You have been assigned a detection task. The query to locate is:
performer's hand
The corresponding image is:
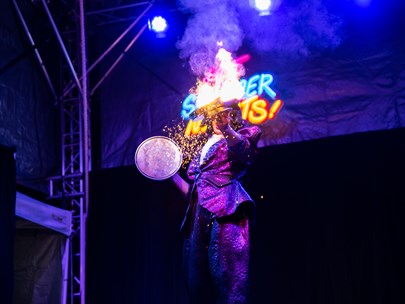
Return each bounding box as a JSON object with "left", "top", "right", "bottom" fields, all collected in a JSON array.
[
  {"left": 213, "top": 110, "right": 231, "bottom": 133},
  {"left": 212, "top": 110, "right": 244, "bottom": 146}
]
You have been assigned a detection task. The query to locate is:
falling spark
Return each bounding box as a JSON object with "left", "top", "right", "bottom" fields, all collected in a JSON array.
[{"left": 163, "top": 120, "right": 207, "bottom": 168}]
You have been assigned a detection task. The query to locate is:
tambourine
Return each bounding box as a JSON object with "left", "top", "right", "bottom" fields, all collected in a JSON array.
[{"left": 134, "top": 136, "right": 182, "bottom": 180}]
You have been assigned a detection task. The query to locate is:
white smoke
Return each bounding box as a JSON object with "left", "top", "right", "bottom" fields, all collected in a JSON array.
[{"left": 177, "top": 0, "right": 343, "bottom": 74}]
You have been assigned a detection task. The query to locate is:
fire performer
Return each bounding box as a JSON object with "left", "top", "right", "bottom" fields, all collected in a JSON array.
[{"left": 172, "top": 99, "right": 261, "bottom": 304}]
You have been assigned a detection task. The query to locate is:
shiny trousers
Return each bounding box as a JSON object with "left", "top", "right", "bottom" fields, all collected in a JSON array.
[{"left": 182, "top": 203, "right": 251, "bottom": 304}]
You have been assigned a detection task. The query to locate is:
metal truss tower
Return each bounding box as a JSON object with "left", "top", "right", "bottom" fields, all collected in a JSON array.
[
  {"left": 12, "top": 0, "right": 153, "bottom": 303},
  {"left": 45, "top": 0, "right": 90, "bottom": 302},
  {"left": 11, "top": 0, "right": 88, "bottom": 302}
]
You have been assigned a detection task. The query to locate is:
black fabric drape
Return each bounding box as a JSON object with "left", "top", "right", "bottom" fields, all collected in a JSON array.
[
  {"left": 88, "top": 167, "right": 190, "bottom": 304},
  {"left": 87, "top": 127, "right": 405, "bottom": 304},
  {"left": 0, "top": 145, "right": 16, "bottom": 304},
  {"left": 245, "top": 127, "right": 405, "bottom": 304}
]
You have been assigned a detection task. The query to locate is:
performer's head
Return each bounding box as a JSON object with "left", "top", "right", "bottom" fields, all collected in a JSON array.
[{"left": 204, "top": 107, "right": 245, "bottom": 136}]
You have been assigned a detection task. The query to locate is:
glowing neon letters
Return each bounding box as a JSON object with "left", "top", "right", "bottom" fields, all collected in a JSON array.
[{"left": 181, "top": 73, "right": 283, "bottom": 135}]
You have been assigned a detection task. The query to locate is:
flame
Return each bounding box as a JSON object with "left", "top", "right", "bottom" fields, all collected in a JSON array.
[{"left": 194, "top": 47, "right": 245, "bottom": 109}]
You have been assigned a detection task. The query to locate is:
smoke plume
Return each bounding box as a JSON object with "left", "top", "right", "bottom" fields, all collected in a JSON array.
[
  {"left": 177, "top": 0, "right": 343, "bottom": 74},
  {"left": 176, "top": 0, "right": 243, "bottom": 76}
]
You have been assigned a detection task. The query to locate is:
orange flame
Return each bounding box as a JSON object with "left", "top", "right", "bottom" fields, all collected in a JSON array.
[{"left": 194, "top": 47, "right": 245, "bottom": 109}]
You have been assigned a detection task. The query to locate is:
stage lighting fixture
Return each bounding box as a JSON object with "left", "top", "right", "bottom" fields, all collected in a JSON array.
[
  {"left": 252, "top": 0, "right": 271, "bottom": 16},
  {"left": 148, "top": 16, "right": 168, "bottom": 38}
]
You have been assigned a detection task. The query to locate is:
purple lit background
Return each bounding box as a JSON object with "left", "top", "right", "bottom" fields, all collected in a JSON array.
[
  {"left": 99, "top": 0, "right": 405, "bottom": 168},
  {"left": 1, "top": 0, "right": 404, "bottom": 176},
  {"left": 1, "top": 1, "right": 405, "bottom": 303}
]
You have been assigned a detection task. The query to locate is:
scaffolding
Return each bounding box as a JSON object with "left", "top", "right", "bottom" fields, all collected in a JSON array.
[{"left": 11, "top": 0, "right": 153, "bottom": 303}]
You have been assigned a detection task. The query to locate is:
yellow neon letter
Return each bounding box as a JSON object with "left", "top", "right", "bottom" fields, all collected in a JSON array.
[
  {"left": 248, "top": 98, "right": 268, "bottom": 124},
  {"left": 268, "top": 99, "right": 283, "bottom": 119},
  {"left": 239, "top": 95, "right": 259, "bottom": 121},
  {"left": 184, "top": 120, "right": 206, "bottom": 136}
]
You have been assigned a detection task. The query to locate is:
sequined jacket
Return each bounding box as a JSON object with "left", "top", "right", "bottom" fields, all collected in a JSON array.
[{"left": 183, "top": 126, "right": 261, "bottom": 223}]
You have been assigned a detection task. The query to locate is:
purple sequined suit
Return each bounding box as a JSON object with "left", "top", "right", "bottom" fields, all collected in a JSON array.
[{"left": 181, "top": 126, "right": 261, "bottom": 304}]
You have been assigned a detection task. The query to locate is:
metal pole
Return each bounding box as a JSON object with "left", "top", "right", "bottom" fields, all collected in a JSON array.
[
  {"left": 11, "top": 0, "right": 58, "bottom": 101},
  {"left": 62, "top": 2, "right": 153, "bottom": 98},
  {"left": 79, "top": 0, "right": 88, "bottom": 302},
  {"left": 86, "top": 1, "right": 150, "bottom": 15},
  {"left": 41, "top": 0, "right": 83, "bottom": 96},
  {"left": 90, "top": 24, "right": 147, "bottom": 95}
]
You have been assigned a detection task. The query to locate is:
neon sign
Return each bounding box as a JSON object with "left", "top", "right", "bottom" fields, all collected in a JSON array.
[{"left": 181, "top": 73, "right": 283, "bottom": 135}]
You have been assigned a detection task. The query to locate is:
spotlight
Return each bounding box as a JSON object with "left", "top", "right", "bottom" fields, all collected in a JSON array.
[
  {"left": 251, "top": 0, "right": 271, "bottom": 16},
  {"left": 148, "top": 16, "right": 168, "bottom": 38}
]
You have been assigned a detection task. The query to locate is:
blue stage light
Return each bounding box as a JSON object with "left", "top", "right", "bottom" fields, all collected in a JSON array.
[
  {"left": 148, "top": 16, "right": 168, "bottom": 37},
  {"left": 255, "top": 0, "right": 271, "bottom": 11},
  {"left": 251, "top": 0, "right": 272, "bottom": 16}
]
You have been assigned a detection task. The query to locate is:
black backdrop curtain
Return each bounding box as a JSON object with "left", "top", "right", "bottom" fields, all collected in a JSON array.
[
  {"left": 245, "top": 127, "right": 405, "bottom": 304},
  {"left": 87, "top": 127, "right": 405, "bottom": 304},
  {"left": 88, "top": 167, "right": 189, "bottom": 304},
  {"left": 0, "top": 145, "right": 16, "bottom": 304}
]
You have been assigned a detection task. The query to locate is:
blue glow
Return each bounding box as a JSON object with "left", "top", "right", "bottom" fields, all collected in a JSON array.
[
  {"left": 258, "top": 74, "right": 276, "bottom": 99},
  {"left": 149, "top": 16, "right": 168, "bottom": 33},
  {"left": 355, "top": 0, "right": 372, "bottom": 7},
  {"left": 245, "top": 74, "right": 261, "bottom": 98},
  {"left": 243, "top": 73, "right": 276, "bottom": 99},
  {"left": 252, "top": 0, "right": 271, "bottom": 16},
  {"left": 181, "top": 94, "right": 197, "bottom": 119},
  {"left": 255, "top": 0, "right": 271, "bottom": 11}
]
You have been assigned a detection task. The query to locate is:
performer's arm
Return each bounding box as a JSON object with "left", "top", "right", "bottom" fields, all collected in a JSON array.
[
  {"left": 214, "top": 111, "right": 261, "bottom": 163},
  {"left": 221, "top": 124, "right": 243, "bottom": 147},
  {"left": 171, "top": 173, "right": 189, "bottom": 196}
]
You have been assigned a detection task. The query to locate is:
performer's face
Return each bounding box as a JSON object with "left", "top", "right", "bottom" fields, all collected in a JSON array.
[{"left": 211, "top": 110, "right": 231, "bottom": 135}]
